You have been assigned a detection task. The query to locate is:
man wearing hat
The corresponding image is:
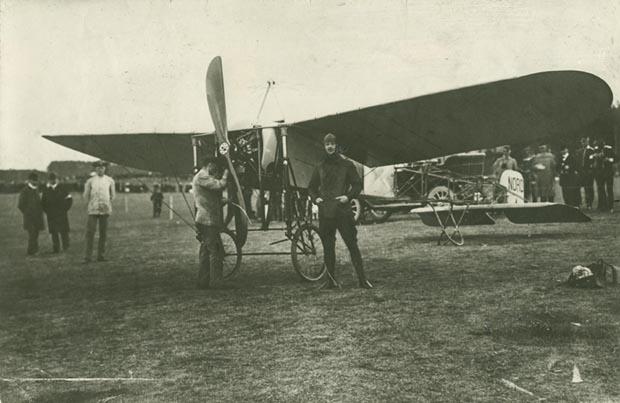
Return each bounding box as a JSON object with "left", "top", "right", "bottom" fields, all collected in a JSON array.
[
  {"left": 17, "top": 172, "right": 45, "bottom": 256},
  {"left": 83, "top": 161, "right": 115, "bottom": 262},
  {"left": 42, "top": 172, "right": 73, "bottom": 253},
  {"left": 308, "top": 133, "right": 373, "bottom": 289},
  {"left": 192, "top": 156, "right": 229, "bottom": 289}
]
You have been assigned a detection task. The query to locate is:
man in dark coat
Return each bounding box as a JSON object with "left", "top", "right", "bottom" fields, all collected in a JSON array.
[
  {"left": 559, "top": 146, "right": 579, "bottom": 207},
  {"left": 575, "top": 137, "right": 596, "bottom": 209},
  {"left": 308, "top": 133, "right": 372, "bottom": 289},
  {"left": 42, "top": 172, "right": 73, "bottom": 253},
  {"left": 17, "top": 172, "right": 45, "bottom": 255},
  {"left": 593, "top": 138, "right": 616, "bottom": 212}
]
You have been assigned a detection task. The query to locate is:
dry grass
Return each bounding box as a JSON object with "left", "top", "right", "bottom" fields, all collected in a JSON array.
[{"left": 0, "top": 193, "right": 618, "bottom": 402}]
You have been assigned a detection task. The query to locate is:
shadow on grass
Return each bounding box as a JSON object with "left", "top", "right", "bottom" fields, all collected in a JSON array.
[
  {"left": 406, "top": 231, "right": 587, "bottom": 245},
  {"left": 476, "top": 310, "right": 616, "bottom": 346}
]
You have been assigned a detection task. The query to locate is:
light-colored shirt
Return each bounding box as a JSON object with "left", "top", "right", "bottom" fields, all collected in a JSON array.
[
  {"left": 192, "top": 168, "right": 227, "bottom": 226},
  {"left": 83, "top": 175, "right": 115, "bottom": 215}
]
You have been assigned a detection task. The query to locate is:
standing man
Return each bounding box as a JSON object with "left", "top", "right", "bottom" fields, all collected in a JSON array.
[
  {"left": 532, "top": 145, "right": 557, "bottom": 202},
  {"left": 492, "top": 146, "right": 519, "bottom": 179},
  {"left": 521, "top": 146, "right": 536, "bottom": 202},
  {"left": 17, "top": 172, "right": 45, "bottom": 256},
  {"left": 593, "top": 138, "right": 616, "bottom": 212},
  {"left": 193, "top": 156, "right": 229, "bottom": 289},
  {"left": 42, "top": 172, "right": 73, "bottom": 253},
  {"left": 308, "top": 133, "right": 373, "bottom": 289},
  {"left": 150, "top": 184, "right": 164, "bottom": 218},
  {"left": 83, "top": 161, "right": 115, "bottom": 263},
  {"left": 576, "top": 137, "right": 595, "bottom": 209},
  {"left": 558, "top": 146, "right": 579, "bottom": 207}
]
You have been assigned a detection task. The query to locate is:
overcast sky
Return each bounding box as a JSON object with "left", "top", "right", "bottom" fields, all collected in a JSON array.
[{"left": 1, "top": 0, "right": 618, "bottom": 170}]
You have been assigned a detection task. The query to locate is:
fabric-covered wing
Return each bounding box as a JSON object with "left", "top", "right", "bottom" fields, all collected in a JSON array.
[
  {"left": 290, "top": 71, "right": 613, "bottom": 166},
  {"left": 43, "top": 133, "right": 197, "bottom": 175}
]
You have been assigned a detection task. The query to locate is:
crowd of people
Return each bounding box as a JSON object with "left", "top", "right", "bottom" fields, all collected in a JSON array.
[{"left": 493, "top": 137, "right": 616, "bottom": 211}]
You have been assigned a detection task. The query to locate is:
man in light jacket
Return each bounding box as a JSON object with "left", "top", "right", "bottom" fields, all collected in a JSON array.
[{"left": 83, "top": 161, "right": 115, "bottom": 263}]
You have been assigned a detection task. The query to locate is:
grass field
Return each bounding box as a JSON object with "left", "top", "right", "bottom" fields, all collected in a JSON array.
[{"left": 0, "top": 192, "right": 618, "bottom": 402}]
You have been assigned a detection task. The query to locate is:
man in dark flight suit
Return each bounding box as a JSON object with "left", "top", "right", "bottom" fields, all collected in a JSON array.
[
  {"left": 308, "top": 133, "right": 373, "bottom": 289},
  {"left": 593, "top": 138, "right": 616, "bottom": 212}
]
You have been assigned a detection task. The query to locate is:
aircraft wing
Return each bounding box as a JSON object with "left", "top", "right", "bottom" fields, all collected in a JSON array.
[
  {"left": 290, "top": 71, "right": 613, "bottom": 166},
  {"left": 412, "top": 202, "right": 591, "bottom": 227},
  {"left": 43, "top": 133, "right": 198, "bottom": 176}
]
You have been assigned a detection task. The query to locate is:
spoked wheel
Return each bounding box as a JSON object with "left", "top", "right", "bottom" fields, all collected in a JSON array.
[
  {"left": 427, "top": 186, "right": 455, "bottom": 205},
  {"left": 368, "top": 208, "right": 392, "bottom": 223},
  {"left": 291, "top": 223, "right": 326, "bottom": 282},
  {"left": 350, "top": 198, "right": 363, "bottom": 223},
  {"left": 220, "top": 229, "right": 242, "bottom": 279}
]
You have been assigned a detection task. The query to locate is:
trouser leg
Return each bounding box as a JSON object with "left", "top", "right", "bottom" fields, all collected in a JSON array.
[
  {"left": 27, "top": 229, "right": 39, "bottom": 255},
  {"left": 604, "top": 176, "right": 614, "bottom": 210},
  {"left": 197, "top": 224, "right": 211, "bottom": 287},
  {"left": 51, "top": 232, "right": 60, "bottom": 253},
  {"left": 319, "top": 217, "right": 337, "bottom": 282},
  {"left": 596, "top": 177, "right": 607, "bottom": 210},
  {"left": 97, "top": 215, "right": 108, "bottom": 258},
  {"left": 197, "top": 225, "right": 224, "bottom": 287},
  {"left": 61, "top": 232, "right": 70, "bottom": 250},
  {"left": 582, "top": 173, "right": 594, "bottom": 207},
  {"left": 85, "top": 215, "right": 97, "bottom": 260},
  {"left": 337, "top": 214, "right": 367, "bottom": 284}
]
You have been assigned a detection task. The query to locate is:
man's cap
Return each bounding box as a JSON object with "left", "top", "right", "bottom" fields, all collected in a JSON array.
[
  {"left": 28, "top": 172, "right": 38, "bottom": 181},
  {"left": 93, "top": 160, "right": 108, "bottom": 167},
  {"left": 323, "top": 133, "right": 337, "bottom": 144},
  {"left": 48, "top": 172, "right": 57, "bottom": 180}
]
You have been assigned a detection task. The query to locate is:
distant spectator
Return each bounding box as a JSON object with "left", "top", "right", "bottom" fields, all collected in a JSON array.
[
  {"left": 17, "top": 172, "right": 44, "bottom": 256},
  {"left": 521, "top": 146, "right": 536, "bottom": 202},
  {"left": 42, "top": 172, "right": 73, "bottom": 253},
  {"left": 593, "top": 138, "right": 616, "bottom": 212},
  {"left": 492, "top": 146, "right": 519, "bottom": 179},
  {"left": 532, "top": 145, "right": 557, "bottom": 202},
  {"left": 558, "top": 146, "right": 579, "bottom": 207},
  {"left": 83, "top": 161, "right": 115, "bottom": 263},
  {"left": 575, "top": 137, "right": 596, "bottom": 209},
  {"left": 150, "top": 184, "right": 164, "bottom": 218}
]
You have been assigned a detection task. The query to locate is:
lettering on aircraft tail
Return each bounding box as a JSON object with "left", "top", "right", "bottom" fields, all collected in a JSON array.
[{"left": 499, "top": 169, "right": 525, "bottom": 204}]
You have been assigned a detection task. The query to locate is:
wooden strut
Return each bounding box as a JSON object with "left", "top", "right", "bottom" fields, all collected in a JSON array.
[{"left": 428, "top": 201, "right": 469, "bottom": 246}]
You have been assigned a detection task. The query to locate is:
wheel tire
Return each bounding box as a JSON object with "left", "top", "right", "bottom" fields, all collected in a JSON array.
[
  {"left": 220, "top": 229, "right": 242, "bottom": 279},
  {"left": 427, "top": 185, "right": 454, "bottom": 203},
  {"left": 350, "top": 198, "right": 363, "bottom": 224},
  {"left": 291, "top": 223, "right": 326, "bottom": 282},
  {"left": 368, "top": 209, "right": 392, "bottom": 223}
]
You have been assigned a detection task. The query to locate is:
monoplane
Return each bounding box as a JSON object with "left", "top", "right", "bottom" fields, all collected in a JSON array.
[{"left": 44, "top": 57, "right": 613, "bottom": 279}]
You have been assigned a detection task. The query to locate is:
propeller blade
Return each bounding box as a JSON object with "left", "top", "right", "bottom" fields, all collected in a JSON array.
[
  {"left": 205, "top": 56, "right": 248, "bottom": 246},
  {"left": 206, "top": 56, "right": 229, "bottom": 144}
]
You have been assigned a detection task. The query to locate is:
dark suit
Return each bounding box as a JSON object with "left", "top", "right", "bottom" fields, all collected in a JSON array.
[
  {"left": 593, "top": 145, "right": 616, "bottom": 211},
  {"left": 308, "top": 154, "right": 368, "bottom": 285},
  {"left": 559, "top": 153, "right": 579, "bottom": 207},
  {"left": 17, "top": 184, "right": 45, "bottom": 255},
  {"left": 576, "top": 145, "right": 595, "bottom": 208},
  {"left": 42, "top": 184, "right": 72, "bottom": 252}
]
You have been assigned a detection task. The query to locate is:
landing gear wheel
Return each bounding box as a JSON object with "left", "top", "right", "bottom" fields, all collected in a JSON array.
[
  {"left": 220, "top": 229, "right": 242, "bottom": 279},
  {"left": 368, "top": 208, "right": 392, "bottom": 223},
  {"left": 291, "top": 223, "right": 326, "bottom": 282},
  {"left": 350, "top": 198, "right": 363, "bottom": 223},
  {"left": 427, "top": 186, "right": 454, "bottom": 204}
]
